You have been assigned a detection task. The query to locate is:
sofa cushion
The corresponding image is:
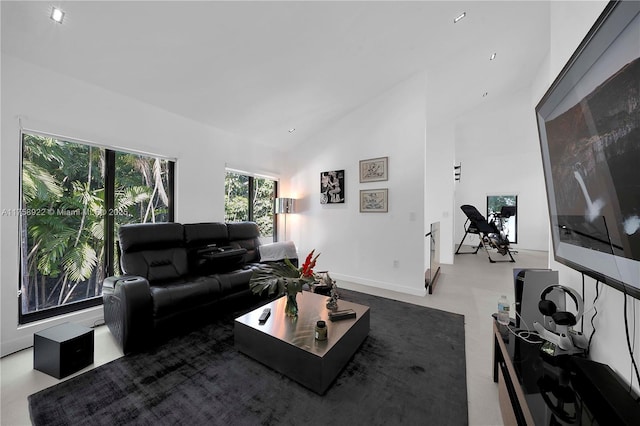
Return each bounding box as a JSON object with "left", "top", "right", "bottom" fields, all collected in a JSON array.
[
  {"left": 119, "top": 223, "right": 188, "bottom": 282},
  {"left": 214, "top": 269, "right": 254, "bottom": 295},
  {"left": 150, "top": 276, "right": 221, "bottom": 317},
  {"left": 119, "top": 222, "right": 184, "bottom": 252},
  {"left": 121, "top": 249, "right": 189, "bottom": 283},
  {"left": 184, "top": 222, "right": 233, "bottom": 273},
  {"left": 227, "top": 222, "right": 261, "bottom": 263},
  {"left": 183, "top": 223, "right": 229, "bottom": 248}
]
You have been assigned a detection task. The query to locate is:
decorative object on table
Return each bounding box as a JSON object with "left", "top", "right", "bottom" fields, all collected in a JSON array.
[
  {"left": 359, "top": 156, "right": 388, "bottom": 182},
  {"left": 317, "top": 272, "right": 339, "bottom": 311},
  {"left": 326, "top": 287, "right": 339, "bottom": 311},
  {"left": 328, "top": 308, "right": 357, "bottom": 321},
  {"left": 320, "top": 170, "right": 345, "bottom": 204},
  {"left": 360, "top": 188, "right": 388, "bottom": 213},
  {"left": 314, "top": 320, "right": 328, "bottom": 341},
  {"left": 250, "top": 250, "right": 321, "bottom": 317}
]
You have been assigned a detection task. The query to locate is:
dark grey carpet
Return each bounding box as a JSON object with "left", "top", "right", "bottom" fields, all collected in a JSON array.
[{"left": 29, "top": 289, "right": 467, "bottom": 425}]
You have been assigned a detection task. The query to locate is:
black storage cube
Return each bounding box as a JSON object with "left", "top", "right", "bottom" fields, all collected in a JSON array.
[{"left": 33, "top": 322, "right": 94, "bottom": 379}]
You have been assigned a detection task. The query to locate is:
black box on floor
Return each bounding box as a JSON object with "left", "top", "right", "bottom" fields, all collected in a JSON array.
[{"left": 33, "top": 322, "right": 94, "bottom": 379}]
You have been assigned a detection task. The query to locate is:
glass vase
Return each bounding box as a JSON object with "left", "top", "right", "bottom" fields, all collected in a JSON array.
[{"left": 285, "top": 293, "right": 298, "bottom": 317}]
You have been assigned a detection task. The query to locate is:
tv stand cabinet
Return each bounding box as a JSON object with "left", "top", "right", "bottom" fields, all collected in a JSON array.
[
  {"left": 493, "top": 321, "right": 535, "bottom": 425},
  {"left": 492, "top": 320, "right": 640, "bottom": 425}
]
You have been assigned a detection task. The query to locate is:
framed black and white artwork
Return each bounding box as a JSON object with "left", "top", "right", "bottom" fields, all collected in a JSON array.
[
  {"left": 320, "top": 170, "right": 345, "bottom": 204},
  {"left": 360, "top": 189, "right": 388, "bottom": 212},
  {"left": 359, "top": 157, "right": 388, "bottom": 182}
]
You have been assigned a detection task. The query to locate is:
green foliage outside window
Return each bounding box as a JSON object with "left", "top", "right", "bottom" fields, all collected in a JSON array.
[
  {"left": 20, "top": 133, "right": 172, "bottom": 317},
  {"left": 487, "top": 195, "right": 517, "bottom": 215},
  {"left": 487, "top": 195, "right": 518, "bottom": 243},
  {"left": 224, "top": 171, "right": 275, "bottom": 239}
]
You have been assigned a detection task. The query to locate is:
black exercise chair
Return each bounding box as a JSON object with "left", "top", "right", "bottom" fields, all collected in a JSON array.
[{"left": 455, "top": 204, "right": 515, "bottom": 263}]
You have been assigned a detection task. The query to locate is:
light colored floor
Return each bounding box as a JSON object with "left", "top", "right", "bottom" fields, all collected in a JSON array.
[{"left": 0, "top": 247, "right": 547, "bottom": 425}]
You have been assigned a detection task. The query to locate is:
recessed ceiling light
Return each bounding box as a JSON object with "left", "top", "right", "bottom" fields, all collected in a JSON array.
[
  {"left": 288, "top": 128, "right": 296, "bottom": 133},
  {"left": 50, "top": 7, "right": 65, "bottom": 24},
  {"left": 454, "top": 12, "right": 466, "bottom": 23},
  {"left": 490, "top": 53, "right": 497, "bottom": 61}
]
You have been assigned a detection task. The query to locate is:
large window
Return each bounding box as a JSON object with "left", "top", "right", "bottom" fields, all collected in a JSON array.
[
  {"left": 19, "top": 132, "right": 174, "bottom": 323},
  {"left": 224, "top": 170, "right": 277, "bottom": 242}
]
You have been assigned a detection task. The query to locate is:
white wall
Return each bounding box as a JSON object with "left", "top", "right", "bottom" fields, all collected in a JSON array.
[
  {"left": 425, "top": 121, "right": 455, "bottom": 265},
  {"left": 544, "top": 0, "right": 640, "bottom": 395},
  {"left": 0, "top": 55, "right": 284, "bottom": 356},
  {"left": 286, "top": 74, "right": 428, "bottom": 296},
  {"left": 453, "top": 86, "right": 549, "bottom": 252}
]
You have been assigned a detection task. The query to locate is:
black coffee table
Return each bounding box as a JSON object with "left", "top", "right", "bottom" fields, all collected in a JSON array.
[{"left": 234, "top": 291, "right": 370, "bottom": 394}]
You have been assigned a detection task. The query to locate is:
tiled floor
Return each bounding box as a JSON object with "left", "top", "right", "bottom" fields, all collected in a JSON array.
[{"left": 0, "top": 247, "right": 547, "bottom": 425}]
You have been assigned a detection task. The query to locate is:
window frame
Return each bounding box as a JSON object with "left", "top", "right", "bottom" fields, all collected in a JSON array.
[
  {"left": 224, "top": 168, "right": 278, "bottom": 242},
  {"left": 18, "top": 130, "right": 175, "bottom": 324},
  {"left": 486, "top": 194, "right": 518, "bottom": 244}
]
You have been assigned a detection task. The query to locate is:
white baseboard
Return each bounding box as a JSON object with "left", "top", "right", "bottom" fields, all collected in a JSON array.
[
  {"left": 1, "top": 307, "right": 104, "bottom": 358},
  {"left": 329, "top": 273, "right": 426, "bottom": 297}
]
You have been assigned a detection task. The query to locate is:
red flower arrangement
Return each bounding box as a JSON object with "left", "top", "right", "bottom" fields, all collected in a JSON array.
[
  {"left": 250, "top": 250, "right": 321, "bottom": 296},
  {"left": 300, "top": 249, "right": 320, "bottom": 278}
]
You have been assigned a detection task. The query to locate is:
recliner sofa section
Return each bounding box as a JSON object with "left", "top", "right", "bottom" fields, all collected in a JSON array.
[{"left": 103, "top": 221, "right": 293, "bottom": 354}]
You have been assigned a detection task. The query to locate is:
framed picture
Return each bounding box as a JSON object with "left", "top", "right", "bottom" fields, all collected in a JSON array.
[
  {"left": 320, "top": 170, "right": 345, "bottom": 204},
  {"left": 360, "top": 189, "right": 388, "bottom": 213},
  {"left": 359, "top": 157, "right": 388, "bottom": 182}
]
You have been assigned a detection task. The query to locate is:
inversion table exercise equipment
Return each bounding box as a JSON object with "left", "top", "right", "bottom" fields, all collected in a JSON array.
[{"left": 455, "top": 204, "right": 515, "bottom": 263}]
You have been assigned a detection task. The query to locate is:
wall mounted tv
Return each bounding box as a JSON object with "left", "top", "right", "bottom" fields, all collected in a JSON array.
[{"left": 535, "top": 0, "right": 640, "bottom": 300}]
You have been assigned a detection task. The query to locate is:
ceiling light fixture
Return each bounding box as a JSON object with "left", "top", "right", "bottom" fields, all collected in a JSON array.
[
  {"left": 454, "top": 12, "right": 466, "bottom": 23},
  {"left": 490, "top": 53, "right": 497, "bottom": 61},
  {"left": 50, "top": 7, "right": 65, "bottom": 24}
]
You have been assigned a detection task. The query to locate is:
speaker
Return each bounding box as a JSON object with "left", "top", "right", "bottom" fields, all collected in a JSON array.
[
  {"left": 513, "top": 269, "right": 559, "bottom": 330},
  {"left": 34, "top": 322, "right": 94, "bottom": 379}
]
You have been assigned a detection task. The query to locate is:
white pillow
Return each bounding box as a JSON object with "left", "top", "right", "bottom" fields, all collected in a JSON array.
[{"left": 259, "top": 241, "right": 298, "bottom": 262}]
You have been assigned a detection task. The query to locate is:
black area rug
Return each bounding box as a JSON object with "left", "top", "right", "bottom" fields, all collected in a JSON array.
[{"left": 29, "top": 290, "right": 467, "bottom": 425}]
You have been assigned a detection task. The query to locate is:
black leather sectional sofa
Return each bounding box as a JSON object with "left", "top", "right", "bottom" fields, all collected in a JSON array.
[{"left": 103, "top": 221, "right": 295, "bottom": 354}]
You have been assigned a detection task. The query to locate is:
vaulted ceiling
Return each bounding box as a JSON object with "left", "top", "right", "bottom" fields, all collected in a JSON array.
[{"left": 1, "top": 1, "right": 551, "bottom": 151}]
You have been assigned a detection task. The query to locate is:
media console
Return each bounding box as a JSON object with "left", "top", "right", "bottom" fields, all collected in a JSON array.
[{"left": 493, "top": 320, "right": 640, "bottom": 425}]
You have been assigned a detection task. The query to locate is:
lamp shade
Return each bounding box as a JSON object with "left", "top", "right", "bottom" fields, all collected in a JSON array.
[{"left": 274, "top": 198, "right": 295, "bottom": 214}]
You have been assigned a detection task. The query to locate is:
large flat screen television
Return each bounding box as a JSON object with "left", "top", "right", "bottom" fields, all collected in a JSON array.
[{"left": 535, "top": 0, "right": 640, "bottom": 300}]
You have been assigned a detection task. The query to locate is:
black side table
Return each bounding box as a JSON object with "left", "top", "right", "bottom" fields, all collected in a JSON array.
[{"left": 34, "top": 322, "right": 94, "bottom": 379}]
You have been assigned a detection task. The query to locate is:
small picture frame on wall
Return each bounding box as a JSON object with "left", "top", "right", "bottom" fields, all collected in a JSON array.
[
  {"left": 360, "top": 189, "right": 388, "bottom": 213},
  {"left": 320, "top": 170, "right": 345, "bottom": 204},
  {"left": 359, "top": 157, "right": 388, "bottom": 182}
]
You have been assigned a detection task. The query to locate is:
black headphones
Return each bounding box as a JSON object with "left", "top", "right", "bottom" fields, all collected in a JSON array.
[{"left": 538, "top": 285, "right": 584, "bottom": 327}]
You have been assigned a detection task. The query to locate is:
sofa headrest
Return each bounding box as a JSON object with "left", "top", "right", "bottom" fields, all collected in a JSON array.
[
  {"left": 227, "top": 222, "right": 260, "bottom": 241},
  {"left": 183, "top": 222, "right": 229, "bottom": 247},
  {"left": 119, "top": 222, "right": 184, "bottom": 252}
]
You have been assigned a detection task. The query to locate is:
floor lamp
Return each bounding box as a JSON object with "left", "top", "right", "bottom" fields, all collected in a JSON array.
[{"left": 274, "top": 198, "right": 295, "bottom": 241}]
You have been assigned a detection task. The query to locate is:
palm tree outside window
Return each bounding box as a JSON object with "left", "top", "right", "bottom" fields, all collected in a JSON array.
[
  {"left": 19, "top": 131, "right": 174, "bottom": 323},
  {"left": 224, "top": 170, "right": 277, "bottom": 243}
]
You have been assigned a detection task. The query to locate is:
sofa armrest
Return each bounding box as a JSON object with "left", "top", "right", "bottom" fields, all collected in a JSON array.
[{"left": 103, "top": 275, "right": 153, "bottom": 354}]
